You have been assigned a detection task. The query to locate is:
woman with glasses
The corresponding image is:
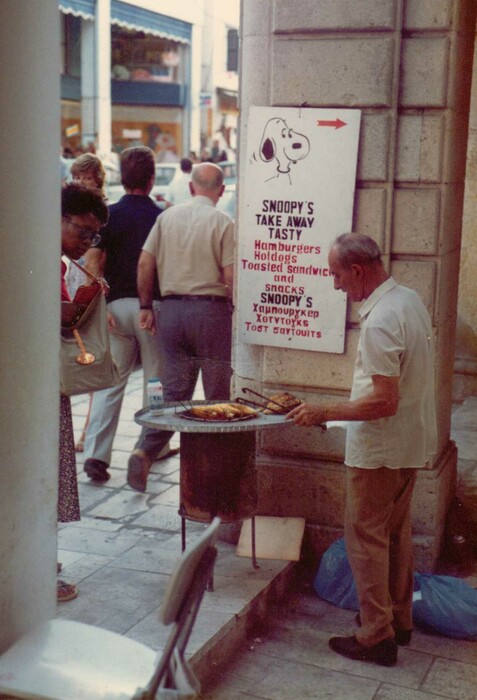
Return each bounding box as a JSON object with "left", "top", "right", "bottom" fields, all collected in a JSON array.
[
  {"left": 58, "top": 184, "right": 108, "bottom": 602},
  {"left": 65, "top": 154, "right": 108, "bottom": 453},
  {"left": 65, "top": 154, "right": 107, "bottom": 295}
]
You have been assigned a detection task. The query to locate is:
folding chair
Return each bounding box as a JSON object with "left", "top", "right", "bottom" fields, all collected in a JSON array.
[{"left": 0, "top": 517, "right": 221, "bottom": 700}]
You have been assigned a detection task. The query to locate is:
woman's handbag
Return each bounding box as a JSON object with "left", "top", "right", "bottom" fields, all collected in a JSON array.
[{"left": 60, "top": 257, "right": 120, "bottom": 396}]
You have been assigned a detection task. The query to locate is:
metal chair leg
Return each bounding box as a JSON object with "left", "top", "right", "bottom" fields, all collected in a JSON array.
[
  {"left": 181, "top": 516, "right": 186, "bottom": 552},
  {"left": 252, "top": 515, "right": 259, "bottom": 569}
]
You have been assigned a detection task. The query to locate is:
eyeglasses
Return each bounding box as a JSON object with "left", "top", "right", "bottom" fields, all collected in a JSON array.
[{"left": 63, "top": 216, "right": 102, "bottom": 247}]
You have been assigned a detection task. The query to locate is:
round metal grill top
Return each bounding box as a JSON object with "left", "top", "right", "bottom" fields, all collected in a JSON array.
[{"left": 134, "top": 403, "right": 288, "bottom": 433}]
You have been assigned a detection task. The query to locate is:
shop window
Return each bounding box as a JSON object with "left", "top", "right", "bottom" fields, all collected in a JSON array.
[
  {"left": 111, "top": 27, "right": 183, "bottom": 84},
  {"left": 226, "top": 29, "right": 239, "bottom": 73},
  {"left": 60, "top": 14, "right": 81, "bottom": 78}
]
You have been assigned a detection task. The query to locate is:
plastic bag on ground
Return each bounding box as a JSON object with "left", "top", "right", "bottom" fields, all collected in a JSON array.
[
  {"left": 313, "top": 538, "right": 359, "bottom": 611},
  {"left": 314, "top": 538, "right": 477, "bottom": 640},
  {"left": 413, "top": 573, "right": 477, "bottom": 640}
]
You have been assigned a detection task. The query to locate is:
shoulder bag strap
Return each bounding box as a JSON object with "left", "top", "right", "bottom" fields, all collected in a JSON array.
[{"left": 64, "top": 254, "right": 101, "bottom": 286}]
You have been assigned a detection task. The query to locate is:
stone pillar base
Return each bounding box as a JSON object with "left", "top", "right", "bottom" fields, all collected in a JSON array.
[{"left": 256, "top": 441, "right": 457, "bottom": 573}]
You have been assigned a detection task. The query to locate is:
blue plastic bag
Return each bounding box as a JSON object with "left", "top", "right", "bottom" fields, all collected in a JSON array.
[
  {"left": 313, "top": 538, "right": 359, "bottom": 611},
  {"left": 413, "top": 573, "right": 477, "bottom": 640},
  {"left": 314, "top": 538, "right": 477, "bottom": 640}
]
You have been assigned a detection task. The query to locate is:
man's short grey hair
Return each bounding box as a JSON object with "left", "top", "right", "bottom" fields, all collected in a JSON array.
[
  {"left": 332, "top": 233, "right": 382, "bottom": 269},
  {"left": 191, "top": 163, "right": 224, "bottom": 191}
]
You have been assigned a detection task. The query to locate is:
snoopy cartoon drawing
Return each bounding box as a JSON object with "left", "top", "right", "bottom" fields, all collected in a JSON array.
[{"left": 258, "top": 117, "right": 311, "bottom": 183}]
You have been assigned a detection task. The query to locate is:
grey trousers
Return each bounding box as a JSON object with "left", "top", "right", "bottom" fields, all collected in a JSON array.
[
  {"left": 139, "top": 297, "right": 233, "bottom": 456},
  {"left": 83, "top": 298, "right": 170, "bottom": 465},
  {"left": 159, "top": 297, "right": 232, "bottom": 401}
]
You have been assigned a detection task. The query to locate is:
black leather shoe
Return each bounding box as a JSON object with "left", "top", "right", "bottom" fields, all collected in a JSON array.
[
  {"left": 84, "top": 458, "right": 110, "bottom": 482},
  {"left": 329, "top": 635, "right": 397, "bottom": 666},
  {"left": 355, "top": 613, "right": 412, "bottom": 646}
]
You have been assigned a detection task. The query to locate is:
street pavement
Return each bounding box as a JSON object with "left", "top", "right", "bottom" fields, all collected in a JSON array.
[{"left": 58, "top": 373, "right": 477, "bottom": 699}]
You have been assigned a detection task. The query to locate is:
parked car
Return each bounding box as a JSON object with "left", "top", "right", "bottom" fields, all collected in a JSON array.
[
  {"left": 106, "top": 161, "right": 180, "bottom": 206},
  {"left": 150, "top": 163, "right": 180, "bottom": 204},
  {"left": 154, "top": 161, "right": 237, "bottom": 208},
  {"left": 104, "top": 161, "right": 120, "bottom": 185},
  {"left": 104, "top": 160, "right": 123, "bottom": 203},
  {"left": 106, "top": 159, "right": 237, "bottom": 209}
]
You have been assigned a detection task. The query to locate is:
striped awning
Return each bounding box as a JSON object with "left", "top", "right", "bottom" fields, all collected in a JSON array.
[
  {"left": 111, "top": 1, "right": 192, "bottom": 43},
  {"left": 59, "top": 0, "right": 95, "bottom": 20}
]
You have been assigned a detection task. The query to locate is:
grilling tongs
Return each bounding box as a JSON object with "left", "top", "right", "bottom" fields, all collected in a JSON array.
[
  {"left": 236, "top": 388, "right": 327, "bottom": 431},
  {"left": 235, "top": 387, "right": 291, "bottom": 414}
]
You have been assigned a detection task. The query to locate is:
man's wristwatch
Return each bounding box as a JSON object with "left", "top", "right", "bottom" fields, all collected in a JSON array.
[{"left": 139, "top": 304, "right": 153, "bottom": 310}]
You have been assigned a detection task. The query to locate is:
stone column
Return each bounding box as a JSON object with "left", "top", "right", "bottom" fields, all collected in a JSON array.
[
  {"left": 237, "top": 0, "right": 476, "bottom": 570},
  {"left": 456, "top": 20, "right": 477, "bottom": 399},
  {"left": 0, "top": 0, "right": 60, "bottom": 650}
]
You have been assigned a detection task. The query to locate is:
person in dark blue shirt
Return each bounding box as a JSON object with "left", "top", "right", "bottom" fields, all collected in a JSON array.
[{"left": 82, "top": 147, "right": 177, "bottom": 483}]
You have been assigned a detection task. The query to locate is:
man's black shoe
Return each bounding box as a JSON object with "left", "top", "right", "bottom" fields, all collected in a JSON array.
[
  {"left": 355, "top": 613, "right": 412, "bottom": 646},
  {"left": 329, "top": 635, "right": 397, "bottom": 666},
  {"left": 84, "top": 458, "right": 110, "bottom": 482}
]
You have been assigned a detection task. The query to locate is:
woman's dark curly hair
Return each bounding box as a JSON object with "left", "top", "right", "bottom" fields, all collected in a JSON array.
[{"left": 61, "top": 182, "right": 109, "bottom": 225}]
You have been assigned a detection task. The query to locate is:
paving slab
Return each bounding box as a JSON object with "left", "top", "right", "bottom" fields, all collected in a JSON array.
[
  {"left": 89, "top": 490, "right": 151, "bottom": 519},
  {"left": 58, "top": 522, "right": 143, "bottom": 556},
  {"left": 422, "top": 657, "right": 477, "bottom": 698}
]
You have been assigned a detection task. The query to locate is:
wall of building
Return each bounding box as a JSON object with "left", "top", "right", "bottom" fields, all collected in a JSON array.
[
  {"left": 237, "top": 0, "right": 476, "bottom": 570},
  {"left": 455, "top": 21, "right": 477, "bottom": 399}
]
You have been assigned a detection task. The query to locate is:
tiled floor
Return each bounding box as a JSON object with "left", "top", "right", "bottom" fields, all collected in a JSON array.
[{"left": 59, "top": 376, "right": 477, "bottom": 699}]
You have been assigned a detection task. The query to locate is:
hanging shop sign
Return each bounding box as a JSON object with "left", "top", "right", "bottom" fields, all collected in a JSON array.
[
  {"left": 122, "top": 129, "right": 142, "bottom": 139},
  {"left": 237, "top": 106, "right": 361, "bottom": 354},
  {"left": 200, "top": 92, "right": 213, "bottom": 107}
]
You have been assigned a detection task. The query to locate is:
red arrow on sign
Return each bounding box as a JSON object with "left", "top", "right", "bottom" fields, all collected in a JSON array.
[{"left": 316, "top": 118, "right": 347, "bottom": 130}]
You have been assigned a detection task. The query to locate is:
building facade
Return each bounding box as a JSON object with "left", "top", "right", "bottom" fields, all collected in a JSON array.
[
  {"left": 200, "top": 0, "right": 240, "bottom": 158},
  {"left": 59, "top": 0, "right": 239, "bottom": 163}
]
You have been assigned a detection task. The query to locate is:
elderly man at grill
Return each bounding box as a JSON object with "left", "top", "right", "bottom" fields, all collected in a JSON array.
[
  {"left": 134, "top": 162, "right": 235, "bottom": 492},
  {"left": 288, "top": 233, "right": 437, "bottom": 667}
]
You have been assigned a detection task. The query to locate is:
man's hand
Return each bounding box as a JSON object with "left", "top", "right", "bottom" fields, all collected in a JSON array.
[
  {"left": 286, "top": 402, "right": 327, "bottom": 427},
  {"left": 137, "top": 251, "right": 156, "bottom": 331},
  {"left": 139, "top": 309, "right": 156, "bottom": 334},
  {"left": 286, "top": 374, "right": 400, "bottom": 427}
]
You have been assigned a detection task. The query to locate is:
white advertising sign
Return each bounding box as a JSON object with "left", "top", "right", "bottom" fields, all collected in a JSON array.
[{"left": 237, "top": 106, "right": 361, "bottom": 353}]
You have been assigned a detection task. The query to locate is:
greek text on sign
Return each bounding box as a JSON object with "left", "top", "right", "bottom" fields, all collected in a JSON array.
[{"left": 237, "top": 107, "right": 361, "bottom": 353}]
